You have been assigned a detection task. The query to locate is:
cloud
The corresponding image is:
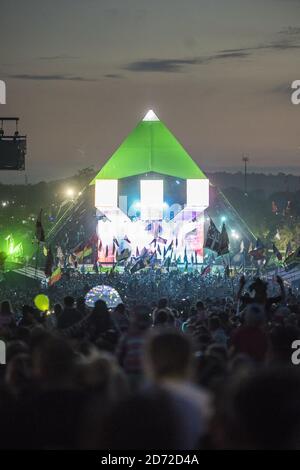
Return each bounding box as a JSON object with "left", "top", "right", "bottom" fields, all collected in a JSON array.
[
  {"left": 104, "top": 73, "right": 124, "bottom": 79},
  {"left": 37, "top": 54, "right": 80, "bottom": 61},
  {"left": 220, "top": 27, "right": 300, "bottom": 57},
  {"left": 123, "top": 58, "right": 200, "bottom": 73},
  {"left": 7, "top": 73, "right": 97, "bottom": 81},
  {"left": 123, "top": 52, "right": 249, "bottom": 73}
]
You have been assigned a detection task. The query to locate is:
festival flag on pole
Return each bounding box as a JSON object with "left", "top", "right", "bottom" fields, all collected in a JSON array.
[
  {"left": 150, "top": 238, "right": 157, "bottom": 248},
  {"left": 48, "top": 266, "right": 62, "bottom": 286},
  {"left": 116, "top": 248, "right": 131, "bottom": 262},
  {"left": 249, "top": 238, "right": 265, "bottom": 260},
  {"left": 166, "top": 240, "right": 173, "bottom": 254},
  {"left": 44, "top": 247, "right": 54, "bottom": 277},
  {"left": 204, "top": 219, "right": 220, "bottom": 253},
  {"left": 184, "top": 260, "right": 188, "bottom": 272},
  {"left": 285, "top": 247, "right": 300, "bottom": 270},
  {"left": 113, "top": 237, "right": 119, "bottom": 247},
  {"left": 218, "top": 223, "right": 230, "bottom": 256},
  {"left": 35, "top": 209, "right": 45, "bottom": 242},
  {"left": 201, "top": 265, "right": 211, "bottom": 277},
  {"left": 285, "top": 242, "right": 292, "bottom": 259},
  {"left": 272, "top": 243, "right": 282, "bottom": 261},
  {"left": 157, "top": 236, "right": 167, "bottom": 245},
  {"left": 272, "top": 201, "right": 278, "bottom": 214},
  {"left": 183, "top": 246, "right": 188, "bottom": 264}
]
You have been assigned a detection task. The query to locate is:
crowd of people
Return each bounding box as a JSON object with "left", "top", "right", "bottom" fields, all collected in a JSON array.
[{"left": 0, "top": 269, "right": 299, "bottom": 449}]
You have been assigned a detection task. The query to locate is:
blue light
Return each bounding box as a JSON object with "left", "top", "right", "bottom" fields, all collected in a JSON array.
[
  {"left": 163, "top": 202, "right": 169, "bottom": 209},
  {"left": 221, "top": 216, "right": 227, "bottom": 222}
]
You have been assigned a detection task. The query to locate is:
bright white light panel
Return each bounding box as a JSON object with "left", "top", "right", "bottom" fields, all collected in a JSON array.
[
  {"left": 95, "top": 179, "right": 118, "bottom": 208},
  {"left": 186, "top": 179, "right": 209, "bottom": 208},
  {"left": 140, "top": 180, "right": 163, "bottom": 220}
]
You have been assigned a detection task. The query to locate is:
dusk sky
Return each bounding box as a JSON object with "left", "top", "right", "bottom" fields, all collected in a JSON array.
[{"left": 1, "top": 0, "right": 300, "bottom": 183}]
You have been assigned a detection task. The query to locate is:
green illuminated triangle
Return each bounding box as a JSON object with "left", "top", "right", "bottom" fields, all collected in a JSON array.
[{"left": 91, "top": 110, "right": 206, "bottom": 183}]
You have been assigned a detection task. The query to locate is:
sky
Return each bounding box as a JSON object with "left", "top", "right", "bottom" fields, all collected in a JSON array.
[{"left": 0, "top": 0, "right": 300, "bottom": 183}]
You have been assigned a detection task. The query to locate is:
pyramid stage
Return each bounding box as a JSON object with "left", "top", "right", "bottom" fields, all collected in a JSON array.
[{"left": 91, "top": 110, "right": 209, "bottom": 266}]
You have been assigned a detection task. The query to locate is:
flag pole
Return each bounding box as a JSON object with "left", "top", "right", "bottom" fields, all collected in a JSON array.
[{"left": 34, "top": 241, "right": 40, "bottom": 280}]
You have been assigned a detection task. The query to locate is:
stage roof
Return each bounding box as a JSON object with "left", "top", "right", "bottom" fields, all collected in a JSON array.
[{"left": 91, "top": 110, "right": 206, "bottom": 183}]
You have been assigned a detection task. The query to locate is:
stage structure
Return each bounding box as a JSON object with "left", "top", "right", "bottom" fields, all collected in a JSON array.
[{"left": 91, "top": 110, "right": 209, "bottom": 264}]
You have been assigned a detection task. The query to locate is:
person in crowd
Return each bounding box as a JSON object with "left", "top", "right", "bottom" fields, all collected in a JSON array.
[
  {"left": 87, "top": 300, "right": 114, "bottom": 341},
  {"left": 57, "top": 296, "right": 82, "bottom": 329},
  {"left": 111, "top": 303, "right": 129, "bottom": 333},
  {"left": 117, "top": 306, "right": 151, "bottom": 388},
  {"left": 208, "top": 316, "right": 228, "bottom": 346},
  {"left": 76, "top": 297, "right": 87, "bottom": 319},
  {"left": 214, "top": 367, "right": 300, "bottom": 449},
  {"left": 0, "top": 300, "right": 15, "bottom": 329},
  {"left": 230, "top": 304, "right": 268, "bottom": 363}
]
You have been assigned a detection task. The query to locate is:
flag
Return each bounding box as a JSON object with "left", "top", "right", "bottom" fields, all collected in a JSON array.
[
  {"left": 116, "top": 248, "right": 131, "bottom": 262},
  {"left": 150, "top": 238, "right": 157, "bottom": 247},
  {"left": 204, "top": 219, "right": 220, "bottom": 253},
  {"left": 201, "top": 265, "right": 211, "bottom": 277},
  {"left": 48, "top": 266, "right": 62, "bottom": 286},
  {"left": 249, "top": 238, "right": 265, "bottom": 260},
  {"left": 166, "top": 240, "right": 173, "bottom": 253},
  {"left": 130, "top": 258, "right": 146, "bottom": 274},
  {"left": 224, "top": 265, "right": 230, "bottom": 278},
  {"left": 44, "top": 247, "right": 54, "bottom": 277},
  {"left": 285, "top": 247, "right": 300, "bottom": 270},
  {"left": 183, "top": 246, "right": 188, "bottom": 264},
  {"left": 272, "top": 201, "right": 278, "bottom": 214},
  {"left": 272, "top": 243, "right": 282, "bottom": 261},
  {"left": 218, "top": 223, "right": 230, "bottom": 256},
  {"left": 285, "top": 242, "right": 292, "bottom": 259},
  {"left": 35, "top": 209, "right": 45, "bottom": 242}
]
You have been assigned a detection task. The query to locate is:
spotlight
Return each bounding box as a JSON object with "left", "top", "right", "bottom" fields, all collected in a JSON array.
[
  {"left": 221, "top": 216, "right": 227, "bottom": 222},
  {"left": 65, "top": 188, "right": 75, "bottom": 198}
]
